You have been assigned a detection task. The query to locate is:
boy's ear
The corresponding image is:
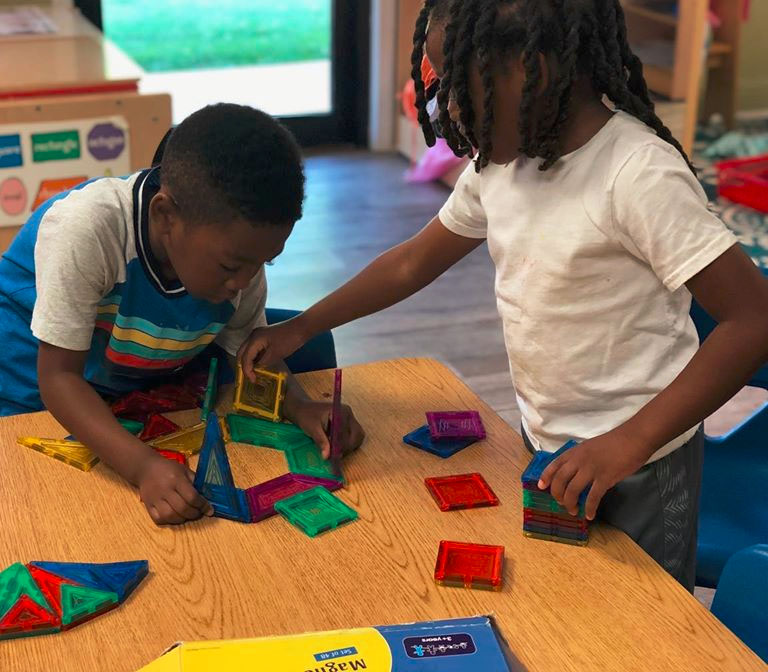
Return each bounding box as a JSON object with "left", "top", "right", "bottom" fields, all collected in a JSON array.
[{"left": 149, "top": 192, "right": 178, "bottom": 234}]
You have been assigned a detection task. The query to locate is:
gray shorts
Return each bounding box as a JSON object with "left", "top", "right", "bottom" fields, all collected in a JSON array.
[{"left": 522, "top": 428, "right": 704, "bottom": 593}]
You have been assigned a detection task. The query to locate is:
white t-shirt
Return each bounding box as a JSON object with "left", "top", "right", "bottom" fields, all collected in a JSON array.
[{"left": 439, "top": 112, "right": 737, "bottom": 462}]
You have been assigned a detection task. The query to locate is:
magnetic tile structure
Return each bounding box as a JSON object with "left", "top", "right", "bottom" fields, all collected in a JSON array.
[
  {"left": 15, "top": 365, "right": 355, "bottom": 537},
  {"left": 189, "top": 368, "right": 356, "bottom": 535},
  {"left": 521, "top": 440, "right": 590, "bottom": 546},
  {"left": 404, "top": 410, "right": 486, "bottom": 459},
  {"left": 245, "top": 474, "right": 343, "bottom": 522},
  {"left": 0, "top": 560, "right": 148, "bottom": 641}
]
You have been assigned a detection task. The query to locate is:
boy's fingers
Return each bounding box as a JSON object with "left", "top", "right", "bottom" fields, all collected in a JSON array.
[
  {"left": 237, "top": 341, "right": 266, "bottom": 382},
  {"left": 166, "top": 490, "right": 203, "bottom": 520},
  {"left": 307, "top": 422, "right": 331, "bottom": 459},
  {"left": 563, "top": 472, "right": 592, "bottom": 517},
  {"left": 180, "top": 470, "right": 214, "bottom": 515},
  {"left": 538, "top": 458, "right": 560, "bottom": 490},
  {"left": 154, "top": 500, "right": 185, "bottom": 526},
  {"left": 584, "top": 483, "right": 606, "bottom": 521},
  {"left": 548, "top": 460, "right": 578, "bottom": 504},
  {"left": 345, "top": 414, "right": 365, "bottom": 453},
  {"left": 147, "top": 504, "right": 163, "bottom": 526}
]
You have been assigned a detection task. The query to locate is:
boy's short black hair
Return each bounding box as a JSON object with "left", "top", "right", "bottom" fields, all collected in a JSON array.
[{"left": 160, "top": 103, "right": 305, "bottom": 226}]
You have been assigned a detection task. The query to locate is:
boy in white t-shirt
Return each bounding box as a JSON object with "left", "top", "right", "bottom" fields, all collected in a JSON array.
[{"left": 234, "top": 0, "right": 768, "bottom": 590}]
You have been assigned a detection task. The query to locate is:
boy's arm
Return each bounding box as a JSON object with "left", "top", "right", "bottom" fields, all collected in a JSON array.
[
  {"left": 38, "top": 343, "right": 212, "bottom": 524},
  {"left": 541, "top": 244, "right": 768, "bottom": 518},
  {"left": 238, "top": 217, "right": 484, "bottom": 372}
]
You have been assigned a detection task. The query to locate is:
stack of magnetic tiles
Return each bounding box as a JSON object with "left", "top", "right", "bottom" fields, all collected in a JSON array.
[{"left": 521, "top": 440, "right": 589, "bottom": 546}]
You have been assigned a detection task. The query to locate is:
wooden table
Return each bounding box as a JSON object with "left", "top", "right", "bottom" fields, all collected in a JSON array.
[{"left": 0, "top": 359, "right": 762, "bottom": 671}]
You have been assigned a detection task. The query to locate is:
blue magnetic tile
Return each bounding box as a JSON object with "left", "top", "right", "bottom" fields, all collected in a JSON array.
[
  {"left": 403, "top": 425, "right": 476, "bottom": 458},
  {"left": 27, "top": 561, "right": 149, "bottom": 602},
  {"left": 201, "top": 483, "right": 251, "bottom": 523},
  {"left": 521, "top": 440, "right": 589, "bottom": 506}
]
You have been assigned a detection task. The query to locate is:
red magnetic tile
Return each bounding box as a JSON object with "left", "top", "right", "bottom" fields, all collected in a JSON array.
[
  {"left": 426, "top": 411, "right": 486, "bottom": 440},
  {"left": 523, "top": 510, "right": 587, "bottom": 530},
  {"left": 424, "top": 473, "right": 499, "bottom": 511},
  {"left": 112, "top": 385, "right": 201, "bottom": 422},
  {"left": 139, "top": 414, "right": 181, "bottom": 441},
  {"left": 0, "top": 594, "right": 59, "bottom": 635},
  {"left": 155, "top": 449, "right": 187, "bottom": 466},
  {"left": 25, "top": 565, "right": 76, "bottom": 619},
  {"left": 434, "top": 540, "right": 504, "bottom": 591}
]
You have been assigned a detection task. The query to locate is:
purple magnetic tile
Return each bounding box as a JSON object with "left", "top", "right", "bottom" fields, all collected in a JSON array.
[
  {"left": 329, "top": 369, "right": 343, "bottom": 477},
  {"left": 426, "top": 411, "right": 486, "bottom": 440},
  {"left": 245, "top": 473, "right": 342, "bottom": 522}
]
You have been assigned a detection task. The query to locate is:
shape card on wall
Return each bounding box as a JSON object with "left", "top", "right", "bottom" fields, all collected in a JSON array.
[{"left": 0, "top": 116, "right": 131, "bottom": 228}]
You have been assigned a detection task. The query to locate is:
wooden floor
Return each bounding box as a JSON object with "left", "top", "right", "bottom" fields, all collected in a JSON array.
[{"left": 267, "top": 149, "right": 764, "bottom": 436}]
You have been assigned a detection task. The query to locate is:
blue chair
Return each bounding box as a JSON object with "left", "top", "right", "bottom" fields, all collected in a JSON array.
[
  {"left": 691, "top": 295, "right": 768, "bottom": 588},
  {"left": 710, "top": 544, "right": 768, "bottom": 663},
  {"left": 265, "top": 308, "right": 337, "bottom": 374}
]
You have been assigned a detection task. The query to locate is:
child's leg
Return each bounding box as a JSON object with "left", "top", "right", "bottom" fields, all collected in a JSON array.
[
  {"left": 520, "top": 428, "right": 704, "bottom": 592},
  {"left": 597, "top": 429, "right": 704, "bottom": 593}
]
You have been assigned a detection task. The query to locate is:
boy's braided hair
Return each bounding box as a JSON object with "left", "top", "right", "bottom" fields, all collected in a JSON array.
[{"left": 411, "top": 0, "right": 694, "bottom": 173}]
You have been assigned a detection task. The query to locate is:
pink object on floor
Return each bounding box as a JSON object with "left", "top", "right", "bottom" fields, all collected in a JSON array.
[{"left": 405, "top": 138, "right": 465, "bottom": 183}]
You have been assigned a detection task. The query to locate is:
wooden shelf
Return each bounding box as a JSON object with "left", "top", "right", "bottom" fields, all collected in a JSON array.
[
  {"left": 622, "top": 2, "right": 678, "bottom": 27},
  {"left": 642, "top": 63, "right": 675, "bottom": 97},
  {"left": 709, "top": 41, "right": 733, "bottom": 56}
]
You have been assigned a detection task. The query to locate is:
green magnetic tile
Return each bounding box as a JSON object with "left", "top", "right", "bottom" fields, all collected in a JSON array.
[
  {"left": 0, "top": 564, "right": 52, "bottom": 619},
  {"left": 60, "top": 584, "right": 118, "bottom": 627},
  {"left": 118, "top": 418, "right": 144, "bottom": 435},
  {"left": 522, "top": 490, "right": 585, "bottom": 516},
  {"left": 201, "top": 357, "right": 219, "bottom": 422},
  {"left": 274, "top": 487, "right": 357, "bottom": 537},
  {"left": 285, "top": 441, "right": 343, "bottom": 482},
  {"left": 227, "top": 414, "right": 312, "bottom": 451}
]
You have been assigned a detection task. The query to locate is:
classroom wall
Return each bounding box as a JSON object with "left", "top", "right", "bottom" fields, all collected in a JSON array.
[{"left": 738, "top": 1, "right": 768, "bottom": 111}]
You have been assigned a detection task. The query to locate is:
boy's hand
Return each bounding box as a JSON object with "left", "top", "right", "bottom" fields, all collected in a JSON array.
[
  {"left": 136, "top": 453, "right": 214, "bottom": 526},
  {"left": 284, "top": 398, "right": 365, "bottom": 459},
  {"left": 238, "top": 317, "right": 309, "bottom": 382},
  {"left": 538, "top": 428, "right": 651, "bottom": 521}
]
